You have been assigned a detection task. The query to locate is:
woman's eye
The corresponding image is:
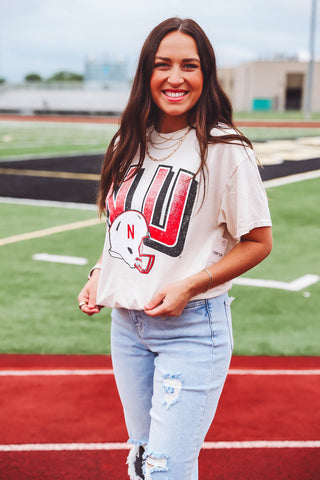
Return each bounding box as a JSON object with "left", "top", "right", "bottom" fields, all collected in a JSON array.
[
  {"left": 184, "top": 63, "right": 199, "bottom": 70},
  {"left": 154, "top": 62, "right": 169, "bottom": 69}
]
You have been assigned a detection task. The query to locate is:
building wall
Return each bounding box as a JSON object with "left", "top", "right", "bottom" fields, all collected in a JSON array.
[{"left": 218, "top": 61, "right": 320, "bottom": 112}]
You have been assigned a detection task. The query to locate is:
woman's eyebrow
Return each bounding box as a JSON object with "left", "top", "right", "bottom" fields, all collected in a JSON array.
[
  {"left": 154, "top": 56, "right": 200, "bottom": 63},
  {"left": 183, "top": 58, "right": 201, "bottom": 63},
  {"left": 154, "top": 56, "right": 171, "bottom": 61}
]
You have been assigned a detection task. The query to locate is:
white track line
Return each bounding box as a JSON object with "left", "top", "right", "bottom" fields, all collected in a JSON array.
[
  {"left": 0, "top": 441, "right": 319, "bottom": 452},
  {"left": 0, "top": 368, "right": 319, "bottom": 376},
  {"left": 0, "top": 369, "right": 114, "bottom": 376}
]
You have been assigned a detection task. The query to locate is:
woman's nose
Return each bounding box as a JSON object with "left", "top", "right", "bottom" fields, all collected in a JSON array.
[{"left": 168, "top": 67, "right": 183, "bottom": 86}]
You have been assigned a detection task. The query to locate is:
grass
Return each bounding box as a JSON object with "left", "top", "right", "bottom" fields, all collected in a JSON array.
[
  {"left": 0, "top": 115, "right": 319, "bottom": 356},
  {"left": 234, "top": 110, "right": 320, "bottom": 121},
  {"left": 230, "top": 178, "right": 320, "bottom": 355},
  {"left": 0, "top": 120, "right": 117, "bottom": 160},
  {"left": 0, "top": 204, "right": 109, "bottom": 354},
  {"left": 240, "top": 127, "right": 320, "bottom": 142},
  {"left": 0, "top": 177, "right": 319, "bottom": 356},
  {"left": 1, "top": 117, "right": 319, "bottom": 161}
]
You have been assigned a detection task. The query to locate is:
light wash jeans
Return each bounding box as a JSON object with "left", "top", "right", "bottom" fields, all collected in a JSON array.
[{"left": 111, "top": 293, "right": 234, "bottom": 480}]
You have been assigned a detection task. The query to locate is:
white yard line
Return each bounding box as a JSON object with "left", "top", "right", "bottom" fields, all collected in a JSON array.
[
  {"left": 0, "top": 167, "right": 100, "bottom": 180},
  {"left": 0, "top": 368, "right": 319, "bottom": 377},
  {"left": 0, "top": 170, "right": 319, "bottom": 212},
  {"left": 263, "top": 169, "right": 320, "bottom": 188},
  {"left": 0, "top": 170, "right": 319, "bottom": 249},
  {"left": 0, "top": 196, "right": 97, "bottom": 210},
  {"left": 0, "top": 440, "right": 319, "bottom": 452},
  {"left": 233, "top": 274, "right": 319, "bottom": 291},
  {"left": 32, "top": 253, "right": 88, "bottom": 265},
  {"left": 0, "top": 218, "right": 104, "bottom": 247}
]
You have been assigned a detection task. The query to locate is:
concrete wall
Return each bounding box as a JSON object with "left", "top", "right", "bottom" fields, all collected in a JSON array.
[
  {"left": 219, "top": 60, "right": 320, "bottom": 112},
  {"left": 0, "top": 86, "right": 130, "bottom": 115}
]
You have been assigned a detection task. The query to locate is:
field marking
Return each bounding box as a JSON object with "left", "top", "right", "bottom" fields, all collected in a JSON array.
[
  {"left": 0, "top": 150, "right": 105, "bottom": 162},
  {"left": 0, "top": 218, "right": 104, "bottom": 247},
  {"left": 228, "top": 369, "right": 320, "bottom": 375},
  {"left": 0, "top": 368, "right": 319, "bottom": 377},
  {"left": 233, "top": 274, "right": 319, "bottom": 291},
  {"left": 0, "top": 441, "right": 319, "bottom": 452},
  {"left": 0, "top": 169, "right": 319, "bottom": 186},
  {"left": 32, "top": 253, "right": 88, "bottom": 265},
  {"left": 0, "top": 169, "right": 319, "bottom": 212},
  {"left": 0, "top": 167, "right": 100, "bottom": 181},
  {"left": 263, "top": 169, "right": 320, "bottom": 188},
  {"left": 0, "top": 196, "right": 97, "bottom": 210}
]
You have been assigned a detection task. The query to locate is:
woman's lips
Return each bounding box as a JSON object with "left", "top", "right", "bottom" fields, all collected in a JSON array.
[{"left": 162, "top": 90, "right": 189, "bottom": 101}]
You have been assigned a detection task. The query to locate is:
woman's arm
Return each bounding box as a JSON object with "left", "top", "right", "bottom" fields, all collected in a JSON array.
[
  {"left": 144, "top": 226, "right": 272, "bottom": 317},
  {"left": 78, "top": 254, "right": 103, "bottom": 316}
]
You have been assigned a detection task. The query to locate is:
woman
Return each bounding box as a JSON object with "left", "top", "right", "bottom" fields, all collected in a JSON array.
[{"left": 78, "top": 17, "right": 272, "bottom": 480}]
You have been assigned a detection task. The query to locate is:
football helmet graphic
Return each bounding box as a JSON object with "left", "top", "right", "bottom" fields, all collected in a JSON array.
[{"left": 108, "top": 210, "right": 155, "bottom": 274}]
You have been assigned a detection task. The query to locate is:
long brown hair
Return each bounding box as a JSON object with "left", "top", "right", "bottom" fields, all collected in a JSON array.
[{"left": 98, "top": 17, "right": 252, "bottom": 216}]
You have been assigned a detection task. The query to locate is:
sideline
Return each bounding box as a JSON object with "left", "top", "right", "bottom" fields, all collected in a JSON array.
[
  {"left": 263, "top": 169, "right": 320, "bottom": 188},
  {"left": 0, "top": 217, "right": 104, "bottom": 247},
  {"left": 0, "top": 167, "right": 100, "bottom": 181},
  {"left": 0, "top": 197, "right": 96, "bottom": 210},
  {"left": 0, "top": 170, "right": 319, "bottom": 247},
  {"left": 0, "top": 440, "right": 319, "bottom": 452}
]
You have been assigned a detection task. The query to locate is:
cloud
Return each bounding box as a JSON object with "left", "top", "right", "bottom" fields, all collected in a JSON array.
[{"left": 0, "top": 0, "right": 318, "bottom": 81}]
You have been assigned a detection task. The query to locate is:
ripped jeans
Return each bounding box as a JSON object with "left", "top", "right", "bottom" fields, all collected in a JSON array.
[{"left": 111, "top": 293, "right": 233, "bottom": 480}]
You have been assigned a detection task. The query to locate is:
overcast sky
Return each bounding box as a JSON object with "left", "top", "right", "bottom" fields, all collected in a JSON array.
[{"left": 0, "top": 0, "right": 319, "bottom": 82}]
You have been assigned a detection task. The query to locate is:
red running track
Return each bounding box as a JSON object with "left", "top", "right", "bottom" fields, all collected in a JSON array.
[
  {"left": 0, "top": 355, "right": 319, "bottom": 480},
  {"left": 1, "top": 113, "right": 320, "bottom": 128}
]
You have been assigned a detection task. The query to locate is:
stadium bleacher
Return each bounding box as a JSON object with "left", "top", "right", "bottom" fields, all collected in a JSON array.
[{"left": 0, "top": 85, "right": 130, "bottom": 116}]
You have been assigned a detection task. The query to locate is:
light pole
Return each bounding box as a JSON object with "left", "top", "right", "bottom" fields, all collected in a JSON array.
[{"left": 304, "top": 0, "right": 318, "bottom": 120}]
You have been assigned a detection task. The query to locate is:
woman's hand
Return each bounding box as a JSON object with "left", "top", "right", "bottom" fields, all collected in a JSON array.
[
  {"left": 77, "top": 270, "right": 102, "bottom": 316},
  {"left": 144, "top": 226, "right": 272, "bottom": 318},
  {"left": 144, "top": 278, "right": 194, "bottom": 318}
]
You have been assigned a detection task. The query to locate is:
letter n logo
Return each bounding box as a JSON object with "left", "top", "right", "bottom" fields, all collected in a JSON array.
[{"left": 127, "top": 224, "right": 134, "bottom": 239}]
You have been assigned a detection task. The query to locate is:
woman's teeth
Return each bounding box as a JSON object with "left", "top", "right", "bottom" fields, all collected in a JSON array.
[{"left": 164, "top": 91, "right": 186, "bottom": 97}]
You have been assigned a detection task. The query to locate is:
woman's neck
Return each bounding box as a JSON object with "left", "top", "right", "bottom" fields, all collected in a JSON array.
[{"left": 156, "top": 114, "right": 189, "bottom": 133}]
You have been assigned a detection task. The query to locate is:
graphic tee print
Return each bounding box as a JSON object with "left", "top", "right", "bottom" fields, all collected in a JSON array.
[
  {"left": 97, "top": 126, "right": 272, "bottom": 310},
  {"left": 108, "top": 210, "right": 155, "bottom": 274},
  {"left": 106, "top": 165, "right": 199, "bottom": 270}
]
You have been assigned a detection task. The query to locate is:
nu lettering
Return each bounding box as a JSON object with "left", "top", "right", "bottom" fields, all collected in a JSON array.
[
  {"left": 143, "top": 166, "right": 198, "bottom": 257},
  {"left": 106, "top": 167, "right": 143, "bottom": 225}
]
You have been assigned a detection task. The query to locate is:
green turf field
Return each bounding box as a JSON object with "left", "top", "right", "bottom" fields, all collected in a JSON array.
[
  {"left": 0, "top": 116, "right": 319, "bottom": 356},
  {"left": 1, "top": 119, "right": 320, "bottom": 161},
  {"left": 0, "top": 176, "right": 319, "bottom": 356},
  {"left": 0, "top": 121, "right": 117, "bottom": 159},
  {"left": 234, "top": 111, "right": 320, "bottom": 120}
]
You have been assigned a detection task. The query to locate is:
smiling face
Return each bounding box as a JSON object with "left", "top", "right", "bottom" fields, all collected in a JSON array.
[{"left": 150, "top": 31, "right": 203, "bottom": 133}]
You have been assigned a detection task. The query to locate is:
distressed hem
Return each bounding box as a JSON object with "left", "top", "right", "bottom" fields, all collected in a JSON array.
[
  {"left": 127, "top": 443, "right": 146, "bottom": 480},
  {"left": 143, "top": 448, "right": 169, "bottom": 479}
]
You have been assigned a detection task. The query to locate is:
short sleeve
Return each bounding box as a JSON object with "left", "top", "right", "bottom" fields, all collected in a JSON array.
[{"left": 218, "top": 150, "right": 272, "bottom": 241}]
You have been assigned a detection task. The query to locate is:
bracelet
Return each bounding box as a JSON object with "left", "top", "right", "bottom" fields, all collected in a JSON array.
[
  {"left": 88, "top": 263, "right": 102, "bottom": 279},
  {"left": 203, "top": 269, "right": 212, "bottom": 291}
]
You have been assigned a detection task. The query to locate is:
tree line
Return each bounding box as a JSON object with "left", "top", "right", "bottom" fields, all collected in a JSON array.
[{"left": 0, "top": 71, "right": 84, "bottom": 84}]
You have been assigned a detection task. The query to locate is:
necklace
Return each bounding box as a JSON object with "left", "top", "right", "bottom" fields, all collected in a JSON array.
[
  {"left": 146, "top": 127, "right": 191, "bottom": 162},
  {"left": 149, "top": 128, "right": 191, "bottom": 146}
]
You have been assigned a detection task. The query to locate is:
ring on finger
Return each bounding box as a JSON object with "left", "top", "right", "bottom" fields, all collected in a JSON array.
[{"left": 78, "top": 301, "right": 87, "bottom": 309}]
